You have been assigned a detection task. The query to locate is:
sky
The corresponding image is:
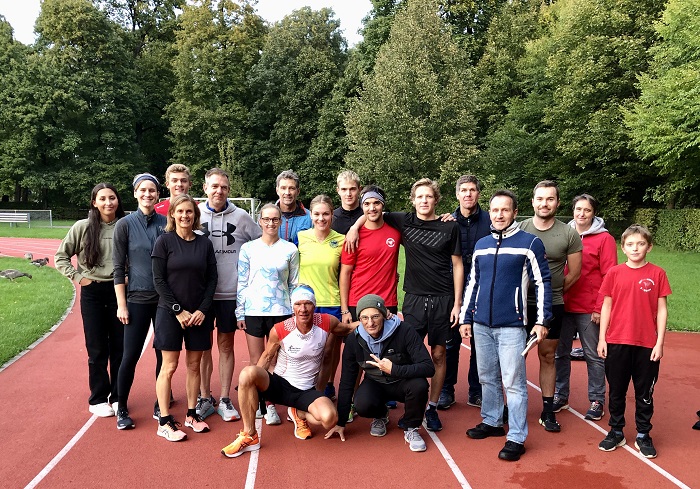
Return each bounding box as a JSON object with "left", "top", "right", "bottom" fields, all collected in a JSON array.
[{"left": 0, "top": 0, "right": 373, "bottom": 46}]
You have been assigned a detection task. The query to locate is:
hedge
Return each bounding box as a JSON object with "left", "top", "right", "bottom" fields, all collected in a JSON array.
[{"left": 633, "top": 208, "right": 700, "bottom": 252}]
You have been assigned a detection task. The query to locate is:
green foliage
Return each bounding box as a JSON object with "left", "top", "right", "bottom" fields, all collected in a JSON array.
[
  {"left": 633, "top": 208, "right": 700, "bottom": 252},
  {"left": 346, "top": 0, "right": 478, "bottom": 211}
]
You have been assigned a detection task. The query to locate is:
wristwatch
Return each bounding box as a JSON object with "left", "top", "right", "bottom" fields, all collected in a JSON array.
[{"left": 172, "top": 303, "right": 182, "bottom": 314}]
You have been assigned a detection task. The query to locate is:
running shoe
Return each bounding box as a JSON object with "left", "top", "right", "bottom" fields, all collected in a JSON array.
[
  {"left": 370, "top": 414, "right": 389, "bottom": 437},
  {"left": 255, "top": 408, "right": 264, "bottom": 419},
  {"left": 347, "top": 404, "right": 356, "bottom": 423},
  {"left": 467, "top": 395, "right": 482, "bottom": 408},
  {"left": 552, "top": 396, "right": 569, "bottom": 413},
  {"left": 89, "top": 402, "right": 115, "bottom": 418},
  {"left": 217, "top": 397, "right": 241, "bottom": 422},
  {"left": 404, "top": 428, "right": 427, "bottom": 452},
  {"left": 386, "top": 400, "right": 398, "bottom": 409},
  {"left": 116, "top": 407, "right": 134, "bottom": 430},
  {"left": 221, "top": 430, "right": 260, "bottom": 458},
  {"left": 437, "top": 391, "right": 455, "bottom": 410},
  {"left": 287, "top": 407, "right": 312, "bottom": 440},
  {"left": 185, "top": 413, "right": 210, "bottom": 433},
  {"left": 466, "top": 423, "right": 506, "bottom": 439},
  {"left": 265, "top": 405, "right": 281, "bottom": 425},
  {"left": 599, "top": 430, "right": 625, "bottom": 451},
  {"left": 635, "top": 434, "right": 657, "bottom": 458},
  {"left": 157, "top": 418, "right": 187, "bottom": 442},
  {"left": 424, "top": 406, "right": 442, "bottom": 432},
  {"left": 196, "top": 395, "right": 216, "bottom": 419},
  {"left": 584, "top": 401, "right": 604, "bottom": 421},
  {"left": 539, "top": 411, "right": 561, "bottom": 432}
]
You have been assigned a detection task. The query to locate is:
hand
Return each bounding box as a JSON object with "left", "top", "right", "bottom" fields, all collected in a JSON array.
[
  {"left": 341, "top": 311, "right": 352, "bottom": 325},
  {"left": 597, "top": 339, "right": 607, "bottom": 359},
  {"left": 175, "top": 310, "right": 192, "bottom": 328},
  {"left": 78, "top": 277, "right": 93, "bottom": 286},
  {"left": 459, "top": 323, "right": 472, "bottom": 339},
  {"left": 188, "top": 310, "right": 205, "bottom": 326},
  {"left": 532, "top": 325, "right": 548, "bottom": 343},
  {"left": 366, "top": 354, "right": 393, "bottom": 375},
  {"left": 237, "top": 320, "right": 247, "bottom": 330},
  {"left": 650, "top": 344, "right": 663, "bottom": 361},
  {"left": 324, "top": 425, "right": 346, "bottom": 441},
  {"left": 116, "top": 305, "right": 129, "bottom": 324},
  {"left": 449, "top": 304, "right": 461, "bottom": 327},
  {"left": 591, "top": 312, "right": 601, "bottom": 324},
  {"left": 439, "top": 212, "right": 456, "bottom": 222},
  {"left": 344, "top": 226, "right": 360, "bottom": 253}
]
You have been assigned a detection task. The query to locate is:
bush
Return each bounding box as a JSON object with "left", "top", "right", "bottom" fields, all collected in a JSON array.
[{"left": 632, "top": 208, "right": 700, "bottom": 252}]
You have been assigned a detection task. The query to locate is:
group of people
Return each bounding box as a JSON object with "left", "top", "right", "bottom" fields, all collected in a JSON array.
[{"left": 54, "top": 166, "right": 674, "bottom": 462}]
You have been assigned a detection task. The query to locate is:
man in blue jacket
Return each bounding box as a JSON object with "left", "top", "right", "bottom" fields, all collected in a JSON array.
[
  {"left": 325, "top": 294, "right": 435, "bottom": 452},
  {"left": 460, "top": 189, "right": 552, "bottom": 461},
  {"left": 275, "top": 169, "right": 311, "bottom": 245}
]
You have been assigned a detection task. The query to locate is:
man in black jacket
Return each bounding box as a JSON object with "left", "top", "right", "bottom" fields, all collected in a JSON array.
[{"left": 324, "top": 294, "right": 435, "bottom": 452}]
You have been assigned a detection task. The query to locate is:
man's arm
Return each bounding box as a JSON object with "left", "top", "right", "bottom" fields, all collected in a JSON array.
[
  {"left": 597, "top": 296, "right": 612, "bottom": 359},
  {"left": 450, "top": 254, "right": 464, "bottom": 327},
  {"left": 339, "top": 263, "right": 354, "bottom": 325},
  {"left": 563, "top": 251, "right": 582, "bottom": 293},
  {"left": 329, "top": 315, "right": 359, "bottom": 337},
  {"left": 257, "top": 327, "right": 282, "bottom": 371}
]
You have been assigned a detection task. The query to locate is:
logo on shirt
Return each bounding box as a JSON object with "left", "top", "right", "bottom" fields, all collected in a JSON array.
[
  {"left": 201, "top": 222, "right": 237, "bottom": 246},
  {"left": 287, "top": 345, "right": 300, "bottom": 354},
  {"left": 330, "top": 240, "right": 340, "bottom": 248},
  {"left": 638, "top": 278, "right": 655, "bottom": 293},
  {"left": 314, "top": 342, "right": 324, "bottom": 351},
  {"left": 386, "top": 237, "right": 396, "bottom": 248}
]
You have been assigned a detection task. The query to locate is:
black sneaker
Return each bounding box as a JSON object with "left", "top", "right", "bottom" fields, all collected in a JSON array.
[
  {"left": 584, "top": 401, "right": 604, "bottom": 421},
  {"left": 635, "top": 434, "right": 657, "bottom": 458},
  {"left": 498, "top": 440, "right": 526, "bottom": 461},
  {"left": 466, "top": 422, "right": 506, "bottom": 439},
  {"left": 437, "top": 390, "right": 455, "bottom": 410},
  {"left": 153, "top": 400, "right": 160, "bottom": 421},
  {"left": 693, "top": 420, "right": 700, "bottom": 431},
  {"left": 424, "top": 407, "right": 442, "bottom": 431},
  {"left": 552, "top": 396, "right": 569, "bottom": 413},
  {"left": 117, "top": 408, "right": 134, "bottom": 430},
  {"left": 599, "top": 430, "right": 626, "bottom": 451},
  {"left": 539, "top": 411, "right": 561, "bottom": 432},
  {"left": 467, "top": 395, "right": 482, "bottom": 408}
]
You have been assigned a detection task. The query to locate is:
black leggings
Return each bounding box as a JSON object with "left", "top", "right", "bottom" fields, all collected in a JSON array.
[{"left": 117, "top": 302, "right": 163, "bottom": 410}]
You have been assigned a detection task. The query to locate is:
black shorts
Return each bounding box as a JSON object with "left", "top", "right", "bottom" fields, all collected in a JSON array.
[
  {"left": 244, "top": 315, "right": 292, "bottom": 338},
  {"left": 402, "top": 293, "right": 453, "bottom": 346},
  {"left": 213, "top": 300, "right": 237, "bottom": 334},
  {"left": 262, "top": 372, "right": 324, "bottom": 412},
  {"left": 348, "top": 305, "right": 398, "bottom": 322},
  {"left": 154, "top": 306, "right": 213, "bottom": 351},
  {"left": 528, "top": 303, "right": 565, "bottom": 340}
]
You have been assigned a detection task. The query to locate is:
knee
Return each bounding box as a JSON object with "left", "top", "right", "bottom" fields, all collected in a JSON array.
[
  {"left": 432, "top": 349, "right": 446, "bottom": 366},
  {"left": 538, "top": 345, "right": 556, "bottom": 364},
  {"left": 218, "top": 334, "right": 234, "bottom": 354},
  {"left": 239, "top": 366, "right": 263, "bottom": 388},
  {"left": 319, "top": 405, "right": 338, "bottom": 429},
  {"left": 160, "top": 360, "right": 178, "bottom": 378}
]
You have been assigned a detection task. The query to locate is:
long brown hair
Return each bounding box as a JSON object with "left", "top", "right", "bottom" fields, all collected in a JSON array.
[{"left": 84, "top": 183, "right": 125, "bottom": 269}]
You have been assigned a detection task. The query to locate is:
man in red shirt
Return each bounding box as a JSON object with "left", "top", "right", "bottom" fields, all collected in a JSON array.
[{"left": 155, "top": 164, "right": 192, "bottom": 216}]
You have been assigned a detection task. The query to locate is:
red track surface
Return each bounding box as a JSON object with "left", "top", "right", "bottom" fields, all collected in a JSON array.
[{"left": 1, "top": 237, "right": 699, "bottom": 489}]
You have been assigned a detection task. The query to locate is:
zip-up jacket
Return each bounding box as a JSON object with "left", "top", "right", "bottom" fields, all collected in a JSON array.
[
  {"left": 453, "top": 204, "right": 491, "bottom": 286},
  {"left": 336, "top": 320, "right": 435, "bottom": 427},
  {"left": 276, "top": 200, "right": 311, "bottom": 246},
  {"left": 460, "top": 220, "right": 553, "bottom": 328}
]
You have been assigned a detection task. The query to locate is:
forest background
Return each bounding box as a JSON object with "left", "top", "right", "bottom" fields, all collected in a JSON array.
[{"left": 1, "top": 0, "right": 698, "bottom": 224}]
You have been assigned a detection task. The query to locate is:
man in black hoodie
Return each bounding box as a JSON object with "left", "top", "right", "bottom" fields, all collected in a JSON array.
[{"left": 324, "top": 294, "right": 435, "bottom": 452}]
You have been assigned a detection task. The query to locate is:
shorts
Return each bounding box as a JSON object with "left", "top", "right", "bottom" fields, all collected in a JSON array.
[
  {"left": 154, "top": 306, "right": 213, "bottom": 351},
  {"left": 262, "top": 372, "right": 324, "bottom": 412},
  {"left": 402, "top": 293, "right": 453, "bottom": 346},
  {"left": 244, "top": 315, "right": 292, "bottom": 338},
  {"left": 213, "top": 300, "right": 237, "bottom": 333},
  {"left": 528, "top": 303, "right": 564, "bottom": 340},
  {"left": 316, "top": 306, "right": 342, "bottom": 321},
  {"left": 349, "top": 305, "right": 399, "bottom": 322}
]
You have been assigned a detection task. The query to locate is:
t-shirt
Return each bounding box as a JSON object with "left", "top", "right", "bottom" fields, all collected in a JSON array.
[
  {"left": 273, "top": 313, "right": 331, "bottom": 390},
  {"left": 154, "top": 199, "right": 170, "bottom": 216},
  {"left": 383, "top": 212, "right": 461, "bottom": 296},
  {"left": 297, "top": 229, "right": 345, "bottom": 307},
  {"left": 341, "top": 223, "right": 402, "bottom": 307},
  {"left": 599, "top": 262, "right": 671, "bottom": 349},
  {"left": 520, "top": 218, "right": 582, "bottom": 305},
  {"left": 152, "top": 232, "right": 217, "bottom": 313},
  {"left": 332, "top": 206, "right": 363, "bottom": 235}
]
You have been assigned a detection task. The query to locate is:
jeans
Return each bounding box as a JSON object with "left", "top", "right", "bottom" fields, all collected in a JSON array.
[
  {"left": 555, "top": 312, "right": 605, "bottom": 402},
  {"left": 80, "top": 281, "right": 124, "bottom": 405},
  {"left": 443, "top": 326, "right": 481, "bottom": 398},
  {"left": 473, "top": 323, "right": 528, "bottom": 444}
]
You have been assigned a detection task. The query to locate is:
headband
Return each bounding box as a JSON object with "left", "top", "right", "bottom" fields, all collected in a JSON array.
[
  {"left": 291, "top": 284, "right": 316, "bottom": 306},
  {"left": 361, "top": 191, "right": 385, "bottom": 205},
  {"left": 132, "top": 173, "right": 160, "bottom": 189}
]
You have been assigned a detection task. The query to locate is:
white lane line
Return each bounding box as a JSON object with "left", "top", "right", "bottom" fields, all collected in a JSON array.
[
  {"left": 24, "top": 326, "right": 154, "bottom": 489},
  {"left": 244, "top": 418, "right": 263, "bottom": 489},
  {"left": 459, "top": 342, "right": 691, "bottom": 489},
  {"left": 423, "top": 428, "right": 472, "bottom": 488}
]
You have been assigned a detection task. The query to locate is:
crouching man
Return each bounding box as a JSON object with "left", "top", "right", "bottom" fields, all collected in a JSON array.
[{"left": 324, "top": 294, "right": 435, "bottom": 452}]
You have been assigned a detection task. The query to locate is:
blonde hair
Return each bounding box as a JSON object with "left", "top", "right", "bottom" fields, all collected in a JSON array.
[
  {"left": 166, "top": 194, "right": 201, "bottom": 232},
  {"left": 336, "top": 170, "right": 360, "bottom": 188},
  {"left": 164, "top": 163, "right": 191, "bottom": 183},
  {"left": 410, "top": 178, "right": 441, "bottom": 203}
]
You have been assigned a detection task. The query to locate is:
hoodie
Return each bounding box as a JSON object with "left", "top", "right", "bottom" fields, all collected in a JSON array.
[
  {"left": 563, "top": 216, "right": 618, "bottom": 313},
  {"left": 198, "top": 201, "right": 262, "bottom": 301}
]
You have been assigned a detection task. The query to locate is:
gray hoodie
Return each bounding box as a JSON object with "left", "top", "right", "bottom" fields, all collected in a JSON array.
[{"left": 356, "top": 314, "right": 402, "bottom": 357}]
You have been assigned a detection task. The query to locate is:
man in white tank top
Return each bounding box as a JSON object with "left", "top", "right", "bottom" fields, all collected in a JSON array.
[{"left": 221, "top": 285, "right": 358, "bottom": 458}]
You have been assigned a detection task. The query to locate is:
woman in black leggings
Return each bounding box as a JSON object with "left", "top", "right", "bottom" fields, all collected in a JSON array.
[{"left": 113, "top": 173, "right": 167, "bottom": 429}]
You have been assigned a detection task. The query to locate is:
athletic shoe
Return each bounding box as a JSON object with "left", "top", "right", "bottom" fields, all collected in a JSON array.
[
  {"left": 185, "top": 413, "right": 210, "bottom": 433},
  {"left": 287, "top": 407, "right": 312, "bottom": 440},
  {"left": 466, "top": 422, "right": 506, "bottom": 439},
  {"left": 404, "top": 428, "right": 427, "bottom": 452},
  {"left": 552, "top": 396, "right": 569, "bottom": 413},
  {"left": 255, "top": 408, "right": 264, "bottom": 419},
  {"left": 89, "top": 402, "right": 115, "bottom": 418},
  {"left": 153, "top": 400, "right": 161, "bottom": 421},
  {"left": 386, "top": 400, "right": 398, "bottom": 409},
  {"left": 370, "top": 415, "right": 389, "bottom": 437},
  {"left": 635, "top": 434, "right": 657, "bottom": 458},
  {"left": 599, "top": 430, "right": 626, "bottom": 451},
  {"left": 498, "top": 440, "right": 526, "bottom": 461},
  {"left": 116, "top": 407, "right": 134, "bottom": 430},
  {"left": 424, "top": 406, "right": 442, "bottom": 432},
  {"left": 111, "top": 401, "right": 119, "bottom": 414},
  {"left": 196, "top": 395, "right": 215, "bottom": 420},
  {"left": 217, "top": 397, "right": 241, "bottom": 422},
  {"left": 157, "top": 418, "right": 187, "bottom": 442},
  {"left": 221, "top": 430, "right": 260, "bottom": 458},
  {"left": 265, "top": 405, "right": 281, "bottom": 425},
  {"left": 539, "top": 411, "right": 561, "bottom": 432},
  {"left": 347, "top": 404, "right": 356, "bottom": 423},
  {"left": 584, "top": 401, "right": 605, "bottom": 421},
  {"left": 569, "top": 347, "right": 585, "bottom": 360},
  {"left": 467, "top": 395, "right": 482, "bottom": 408},
  {"left": 437, "top": 391, "right": 455, "bottom": 410},
  {"left": 323, "top": 383, "right": 336, "bottom": 401},
  {"left": 693, "top": 420, "right": 700, "bottom": 430}
]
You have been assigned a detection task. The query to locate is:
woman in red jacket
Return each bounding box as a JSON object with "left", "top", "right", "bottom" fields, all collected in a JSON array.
[{"left": 554, "top": 194, "right": 617, "bottom": 421}]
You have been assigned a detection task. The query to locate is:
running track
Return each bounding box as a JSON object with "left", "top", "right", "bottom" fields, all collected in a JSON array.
[{"left": 1, "top": 237, "right": 699, "bottom": 489}]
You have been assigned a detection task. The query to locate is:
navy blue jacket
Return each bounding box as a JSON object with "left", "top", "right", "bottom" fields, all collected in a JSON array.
[{"left": 453, "top": 204, "right": 491, "bottom": 285}]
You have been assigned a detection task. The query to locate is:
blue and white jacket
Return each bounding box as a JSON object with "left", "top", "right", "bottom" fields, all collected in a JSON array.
[{"left": 460, "top": 220, "right": 552, "bottom": 328}]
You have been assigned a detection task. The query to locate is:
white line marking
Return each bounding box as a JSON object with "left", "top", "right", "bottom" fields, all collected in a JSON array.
[
  {"left": 244, "top": 418, "right": 263, "bottom": 489},
  {"left": 423, "top": 428, "right": 472, "bottom": 488}
]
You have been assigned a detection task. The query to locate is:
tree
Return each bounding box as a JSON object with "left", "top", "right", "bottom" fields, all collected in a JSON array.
[
  {"left": 345, "top": 0, "right": 477, "bottom": 210},
  {"left": 626, "top": 0, "right": 700, "bottom": 207}
]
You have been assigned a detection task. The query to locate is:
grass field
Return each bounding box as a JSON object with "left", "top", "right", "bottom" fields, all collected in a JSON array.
[
  {"left": 0, "top": 220, "right": 74, "bottom": 239},
  {"left": 0, "top": 257, "right": 74, "bottom": 365}
]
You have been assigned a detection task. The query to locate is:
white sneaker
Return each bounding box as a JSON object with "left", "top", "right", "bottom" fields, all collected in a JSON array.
[
  {"left": 255, "top": 408, "right": 264, "bottom": 419},
  {"left": 265, "top": 405, "right": 281, "bottom": 425},
  {"left": 111, "top": 401, "right": 119, "bottom": 414},
  {"left": 89, "top": 402, "right": 115, "bottom": 418},
  {"left": 404, "top": 427, "right": 427, "bottom": 452},
  {"left": 217, "top": 397, "right": 241, "bottom": 422}
]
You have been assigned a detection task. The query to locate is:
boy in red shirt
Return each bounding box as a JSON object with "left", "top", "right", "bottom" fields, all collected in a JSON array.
[{"left": 597, "top": 224, "right": 671, "bottom": 458}]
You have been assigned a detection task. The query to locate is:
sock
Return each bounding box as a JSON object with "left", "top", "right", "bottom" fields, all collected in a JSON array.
[
  {"left": 542, "top": 396, "right": 554, "bottom": 413},
  {"left": 187, "top": 408, "right": 197, "bottom": 418},
  {"left": 159, "top": 414, "right": 172, "bottom": 426},
  {"left": 428, "top": 401, "right": 437, "bottom": 409}
]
